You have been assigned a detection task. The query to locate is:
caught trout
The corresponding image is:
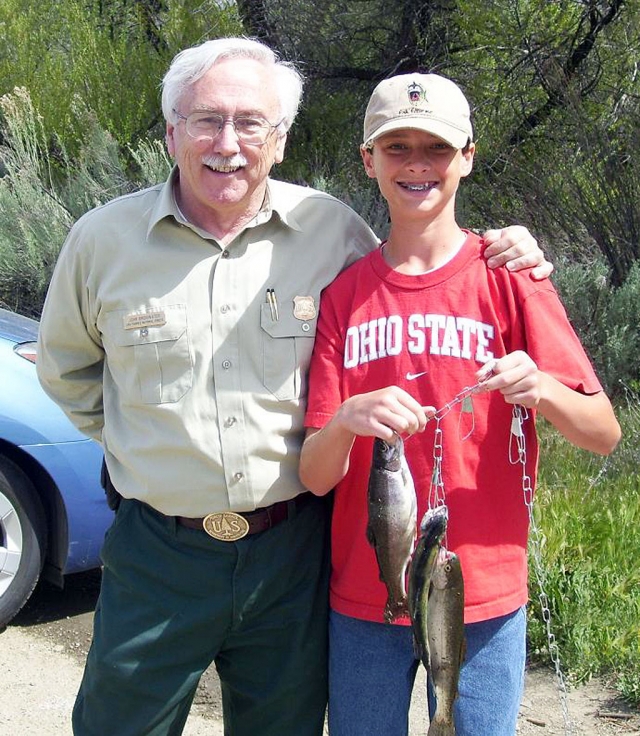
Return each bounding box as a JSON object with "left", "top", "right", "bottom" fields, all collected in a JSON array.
[
  {"left": 407, "top": 505, "right": 449, "bottom": 670},
  {"left": 366, "top": 434, "right": 417, "bottom": 622},
  {"left": 426, "top": 550, "right": 465, "bottom": 736}
]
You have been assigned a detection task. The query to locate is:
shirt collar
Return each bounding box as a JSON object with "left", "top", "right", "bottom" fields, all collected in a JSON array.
[
  {"left": 147, "top": 167, "right": 183, "bottom": 237},
  {"left": 263, "top": 179, "right": 303, "bottom": 232},
  {"left": 148, "top": 168, "right": 304, "bottom": 237}
]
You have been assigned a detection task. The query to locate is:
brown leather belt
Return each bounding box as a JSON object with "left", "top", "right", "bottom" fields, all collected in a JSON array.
[{"left": 177, "top": 492, "right": 313, "bottom": 541}]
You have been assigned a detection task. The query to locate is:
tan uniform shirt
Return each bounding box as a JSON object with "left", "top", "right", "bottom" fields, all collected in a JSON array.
[{"left": 37, "top": 171, "right": 378, "bottom": 516}]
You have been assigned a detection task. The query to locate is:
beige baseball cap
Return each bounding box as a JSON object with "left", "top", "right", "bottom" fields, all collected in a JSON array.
[{"left": 363, "top": 73, "right": 473, "bottom": 149}]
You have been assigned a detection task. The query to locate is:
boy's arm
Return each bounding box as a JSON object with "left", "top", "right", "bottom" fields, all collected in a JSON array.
[
  {"left": 483, "top": 226, "right": 553, "bottom": 280},
  {"left": 300, "top": 386, "right": 431, "bottom": 495},
  {"left": 537, "top": 382, "right": 620, "bottom": 455},
  {"left": 300, "top": 426, "right": 355, "bottom": 497},
  {"left": 480, "top": 352, "right": 621, "bottom": 455}
]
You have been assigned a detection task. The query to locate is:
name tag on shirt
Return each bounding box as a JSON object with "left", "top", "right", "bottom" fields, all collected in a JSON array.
[{"left": 123, "top": 311, "right": 167, "bottom": 330}]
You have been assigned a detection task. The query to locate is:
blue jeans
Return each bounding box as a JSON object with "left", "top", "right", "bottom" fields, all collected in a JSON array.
[{"left": 328, "top": 607, "right": 526, "bottom": 736}]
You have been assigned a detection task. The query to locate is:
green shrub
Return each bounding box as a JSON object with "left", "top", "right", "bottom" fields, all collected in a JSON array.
[
  {"left": 549, "top": 255, "right": 640, "bottom": 398},
  {"left": 0, "top": 88, "right": 170, "bottom": 317},
  {"left": 0, "top": 0, "right": 242, "bottom": 154},
  {"left": 528, "top": 399, "right": 640, "bottom": 705}
]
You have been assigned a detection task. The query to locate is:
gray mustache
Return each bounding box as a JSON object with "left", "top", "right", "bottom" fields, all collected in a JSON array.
[{"left": 202, "top": 154, "right": 248, "bottom": 170}]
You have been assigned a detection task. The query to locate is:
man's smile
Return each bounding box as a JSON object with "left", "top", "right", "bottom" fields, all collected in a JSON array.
[{"left": 203, "top": 154, "right": 248, "bottom": 174}]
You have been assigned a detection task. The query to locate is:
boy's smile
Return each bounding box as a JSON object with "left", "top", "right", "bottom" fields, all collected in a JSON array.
[{"left": 398, "top": 181, "right": 437, "bottom": 193}]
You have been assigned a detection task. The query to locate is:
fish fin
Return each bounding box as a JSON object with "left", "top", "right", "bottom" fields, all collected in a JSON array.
[
  {"left": 365, "top": 525, "right": 375, "bottom": 548},
  {"left": 412, "top": 632, "right": 430, "bottom": 669},
  {"left": 412, "top": 632, "right": 420, "bottom": 659}
]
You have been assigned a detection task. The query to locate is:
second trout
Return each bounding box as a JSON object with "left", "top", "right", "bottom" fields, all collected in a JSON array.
[{"left": 427, "top": 550, "right": 466, "bottom": 736}]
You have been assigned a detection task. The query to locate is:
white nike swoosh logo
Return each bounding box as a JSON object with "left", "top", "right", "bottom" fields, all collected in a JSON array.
[{"left": 406, "top": 371, "right": 428, "bottom": 381}]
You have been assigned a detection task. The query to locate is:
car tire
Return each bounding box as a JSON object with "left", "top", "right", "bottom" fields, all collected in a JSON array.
[{"left": 0, "top": 456, "right": 47, "bottom": 629}]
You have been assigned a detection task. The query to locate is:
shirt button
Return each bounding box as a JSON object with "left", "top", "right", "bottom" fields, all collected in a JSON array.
[
  {"left": 222, "top": 359, "right": 232, "bottom": 369},
  {"left": 234, "top": 472, "right": 244, "bottom": 482},
  {"left": 224, "top": 416, "right": 237, "bottom": 428},
  {"left": 220, "top": 304, "right": 230, "bottom": 314},
  {"left": 221, "top": 250, "right": 230, "bottom": 259},
  {"left": 301, "top": 322, "right": 311, "bottom": 332}
]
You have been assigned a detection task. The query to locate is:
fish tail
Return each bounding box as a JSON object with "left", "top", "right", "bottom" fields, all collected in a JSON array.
[
  {"left": 384, "top": 597, "right": 409, "bottom": 623},
  {"left": 427, "top": 718, "right": 455, "bottom": 736}
]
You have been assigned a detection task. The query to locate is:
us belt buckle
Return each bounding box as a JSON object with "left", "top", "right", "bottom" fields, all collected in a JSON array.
[{"left": 202, "top": 511, "right": 250, "bottom": 541}]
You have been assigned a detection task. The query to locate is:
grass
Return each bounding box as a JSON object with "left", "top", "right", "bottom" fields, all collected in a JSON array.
[{"left": 527, "top": 396, "right": 640, "bottom": 705}]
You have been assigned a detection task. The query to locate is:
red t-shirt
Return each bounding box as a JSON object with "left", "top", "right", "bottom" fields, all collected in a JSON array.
[{"left": 304, "top": 232, "right": 602, "bottom": 624}]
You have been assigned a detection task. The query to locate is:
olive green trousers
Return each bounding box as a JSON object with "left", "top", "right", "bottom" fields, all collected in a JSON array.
[{"left": 73, "top": 495, "right": 330, "bottom": 736}]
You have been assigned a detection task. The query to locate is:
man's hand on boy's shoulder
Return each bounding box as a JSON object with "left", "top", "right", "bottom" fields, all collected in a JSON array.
[{"left": 482, "top": 226, "right": 553, "bottom": 281}]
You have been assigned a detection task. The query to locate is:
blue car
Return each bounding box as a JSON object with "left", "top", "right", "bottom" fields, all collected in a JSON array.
[{"left": 0, "top": 307, "right": 112, "bottom": 628}]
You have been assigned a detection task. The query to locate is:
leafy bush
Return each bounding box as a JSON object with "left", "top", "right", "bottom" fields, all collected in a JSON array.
[
  {"left": 0, "top": 88, "right": 74, "bottom": 317},
  {"left": 0, "top": 88, "right": 171, "bottom": 317},
  {"left": 550, "top": 255, "right": 640, "bottom": 398},
  {"left": 0, "top": 0, "right": 242, "bottom": 153},
  {"left": 528, "top": 401, "right": 640, "bottom": 705}
]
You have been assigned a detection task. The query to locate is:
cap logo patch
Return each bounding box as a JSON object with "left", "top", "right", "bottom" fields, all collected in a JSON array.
[{"left": 407, "top": 81, "right": 425, "bottom": 103}]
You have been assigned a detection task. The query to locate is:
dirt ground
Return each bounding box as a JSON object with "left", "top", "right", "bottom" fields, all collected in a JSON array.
[{"left": 1, "top": 570, "right": 638, "bottom": 736}]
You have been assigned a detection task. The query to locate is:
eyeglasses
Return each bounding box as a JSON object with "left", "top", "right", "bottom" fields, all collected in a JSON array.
[{"left": 172, "top": 109, "right": 283, "bottom": 146}]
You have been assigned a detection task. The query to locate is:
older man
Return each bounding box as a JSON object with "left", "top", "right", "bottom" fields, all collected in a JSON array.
[{"left": 37, "top": 37, "right": 549, "bottom": 736}]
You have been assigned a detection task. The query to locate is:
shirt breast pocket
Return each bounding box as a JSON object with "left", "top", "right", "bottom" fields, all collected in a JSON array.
[
  {"left": 260, "top": 305, "right": 316, "bottom": 401},
  {"left": 102, "top": 305, "right": 193, "bottom": 404}
]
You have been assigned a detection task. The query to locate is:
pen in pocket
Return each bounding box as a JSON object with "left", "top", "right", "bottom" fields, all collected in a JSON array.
[{"left": 266, "top": 288, "right": 279, "bottom": 321}]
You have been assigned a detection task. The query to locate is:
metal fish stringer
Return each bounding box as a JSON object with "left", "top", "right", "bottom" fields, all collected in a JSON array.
[
  {"left": 419, "top": 371, "right": 578, "bottom": 734},
  {"left": 457, "top": 394, "right": 476, "bottom": 441},
  {"left": 425, "top": 373, "right": 491, "bottom": 536},
  {"left": 423, "top": 370, "right": 496, "bottom": 514},
  {"left": 510, "top": 405, "right": 577, "bottom": 736},
  {"left": 429, "top": 419, "right": 446, "bottom": 513}
]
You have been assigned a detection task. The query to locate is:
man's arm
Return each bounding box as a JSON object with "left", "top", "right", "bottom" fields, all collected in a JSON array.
[
  {"left": 36, "top": 233, "right": 105, "bottom": 442},
  {"left": 37, "top": 315, "right": 105, "bottom": 442},
  {"left": 482, "top": 226, "right": 553, "bottom": 280}
]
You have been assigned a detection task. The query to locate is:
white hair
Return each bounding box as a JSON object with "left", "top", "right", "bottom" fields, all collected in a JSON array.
[{"left": 161, "top": 37, "right": 304, "bottom": 133}]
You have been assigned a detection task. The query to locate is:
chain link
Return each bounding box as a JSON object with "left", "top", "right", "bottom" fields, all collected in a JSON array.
[
  {"left": 429, "top": 421, "right": 446, "bottom": 510},
  {"left": 428, "top": 373, "right": 490, "bottom": 512},
  {"left": 510, "top": 405, "right": 576, "bottom": 735}
]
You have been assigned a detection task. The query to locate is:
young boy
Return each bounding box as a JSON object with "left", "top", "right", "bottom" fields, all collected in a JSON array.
[{"left": 299, "top": 73, "right": 620, "bottom": 735}]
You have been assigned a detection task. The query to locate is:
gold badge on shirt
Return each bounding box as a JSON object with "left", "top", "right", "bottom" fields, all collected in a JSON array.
[{"left": 293, "top": 296, "right": 317, "bottom": 321}]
